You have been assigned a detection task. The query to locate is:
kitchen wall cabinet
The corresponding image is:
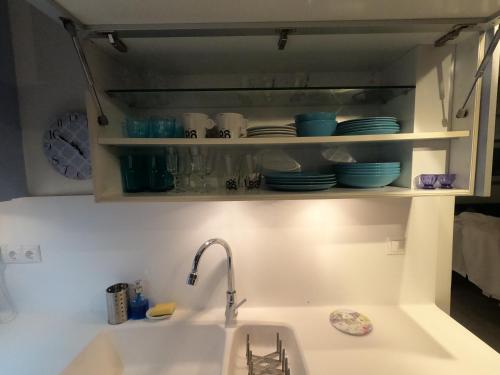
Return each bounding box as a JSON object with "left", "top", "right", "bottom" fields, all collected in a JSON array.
[
  {"left": 0, "top": 0, "right": 27, "bottom": 201},
  {"left": 26, "top": 0, "right": 500, "bottom": 202}
]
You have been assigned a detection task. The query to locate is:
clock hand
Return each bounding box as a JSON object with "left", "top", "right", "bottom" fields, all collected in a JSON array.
[{"left": 57, "top": 133, "right": 86, "bottom": 158}]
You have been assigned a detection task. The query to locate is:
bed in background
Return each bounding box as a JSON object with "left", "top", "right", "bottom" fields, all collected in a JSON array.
[{"left": 454, "top": 204, "right": 500, "bottom": 300}]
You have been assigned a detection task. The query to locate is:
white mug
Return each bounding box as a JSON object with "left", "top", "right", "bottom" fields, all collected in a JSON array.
[
  {"left": 216, "top": 113, "right": 248, "bottom": 139},
  {"left": 182, "top": 113, "right": 215, "bottom": 139}
]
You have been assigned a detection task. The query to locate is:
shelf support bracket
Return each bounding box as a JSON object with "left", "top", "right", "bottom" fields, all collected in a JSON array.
[
  {"left": 60, "top": 18, "right": 109, "bottom": 126},
  {"left": 277, "top": 29, "right": 293, "bottom": 50},
  {"left": 456, "top": 27, "right": 500, "bottom": 118},
  {"left": 434, "top": 24, "right": 474, "bottom": 47},
  {"left": 107, "top": 32, "right": 128, "bottom": 53}
]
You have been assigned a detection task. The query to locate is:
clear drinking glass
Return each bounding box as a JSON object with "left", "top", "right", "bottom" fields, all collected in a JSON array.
[
  {"left": 178, "top": 149, "right": 192, "bottom": 192},
  {"left": 201, "top": 149, "right": 216, "bottom": 192},
  {"left": 166, "top": 147, "right": 182, "bottom": 192},
  {"left": 189, "top": 147, "right": 205, "bottom": 192},
  {"left": 240, "top": 153, "right": 262, "bottom": 190},
  {"left": 222, "top": 153, "right": 240, "bottom": 191}
]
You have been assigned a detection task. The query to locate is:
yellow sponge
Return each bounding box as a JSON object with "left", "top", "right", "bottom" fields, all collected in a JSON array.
[{"left": 148, "top": 302, "right": 176, "bottom": 317}]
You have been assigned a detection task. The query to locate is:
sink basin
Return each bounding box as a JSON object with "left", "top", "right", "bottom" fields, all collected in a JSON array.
[
  {"left": 61, "top": 323, "right": 226, "bottom": 375},
  {"left": 228, "top": 324, "right": 308, "bottom": 375}
]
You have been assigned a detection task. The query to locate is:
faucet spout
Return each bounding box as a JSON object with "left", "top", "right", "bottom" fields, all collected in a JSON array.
[
  {"left": 188, "top": 238, "right": 235, "bottom": 292},
  {"left": 186, "top": 238, "right": 245, "bottom": 327}
]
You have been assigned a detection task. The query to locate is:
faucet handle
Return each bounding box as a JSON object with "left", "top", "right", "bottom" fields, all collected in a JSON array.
[
  {"left": 234, "top": 298, "right": 247, "bottom": 310},
  {"left": 234, "top": 298, "right": 247, "bottom": 314}
]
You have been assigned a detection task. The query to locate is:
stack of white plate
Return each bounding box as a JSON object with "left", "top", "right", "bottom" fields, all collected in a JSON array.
[{"left": 246, "top": 125, "right": 297, "bottom": 138}]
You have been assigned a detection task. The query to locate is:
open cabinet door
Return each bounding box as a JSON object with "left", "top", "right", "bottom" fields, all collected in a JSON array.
[
  {"left": 0, "top": 0, "right": 27, "bottom": 201},
  {"left": 23, "top": 0, "right": 500, "bottom": 25},
  {"left": 449, "top": 26, "right": 500, "bottom": 197},
  {"left": 475, "top": 27, "right": 500, "bottom": 196}
]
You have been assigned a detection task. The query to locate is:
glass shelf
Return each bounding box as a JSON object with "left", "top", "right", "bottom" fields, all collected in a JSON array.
[{"left": 106, "top": 86, "right": 414, "bottom": 109}]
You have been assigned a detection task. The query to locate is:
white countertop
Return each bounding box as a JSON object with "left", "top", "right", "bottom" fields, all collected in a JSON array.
[{"left": 1, "top": 304, "right": 499, "bottom": 375}]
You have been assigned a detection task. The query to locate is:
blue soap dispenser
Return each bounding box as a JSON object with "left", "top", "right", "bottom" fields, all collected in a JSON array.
[{"left": 129, "top": 280, "right": 149, "bottom": 320}]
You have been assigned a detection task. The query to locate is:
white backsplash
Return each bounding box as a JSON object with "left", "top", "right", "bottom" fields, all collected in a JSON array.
[{"left": 0, "top": 196, "right": 453, "bottom": 319}]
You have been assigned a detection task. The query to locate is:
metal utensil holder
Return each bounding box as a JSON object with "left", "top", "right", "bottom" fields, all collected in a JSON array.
[
  {"left": 246, "top": 333, "right": 290, "bottom": 375},
  {"left": 106, "top": 283, "right": 129, "bottom": 324}
]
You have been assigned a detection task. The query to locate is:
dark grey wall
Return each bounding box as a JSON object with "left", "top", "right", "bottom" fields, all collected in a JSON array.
[{"left": 0, "top": 0, "right": 27, "bottom": 200}]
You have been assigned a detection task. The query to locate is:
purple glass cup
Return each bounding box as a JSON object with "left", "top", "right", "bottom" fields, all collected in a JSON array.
[
  {"left": 437, "top": 174, "right": 456, "bottom": 189},
  {"left": 419, "top": 174, "right": 437, "bottom": 189}
]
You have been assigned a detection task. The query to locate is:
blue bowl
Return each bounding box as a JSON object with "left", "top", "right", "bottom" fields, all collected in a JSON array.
[
  {"left": 337, "top": 173, "right": 400, "bottom": 188},
  {"left": 296, "top": 120, "right": 337, "bottom": 136},
  {"left": 295, "top": 112, "right": 336, "bottom": 123}
]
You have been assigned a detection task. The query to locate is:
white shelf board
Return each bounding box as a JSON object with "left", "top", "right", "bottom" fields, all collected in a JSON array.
[
  {"left": 98, "top": 131, "right": 470, "bottom": 147},
  {"left": 97, "top": 187, "right": 472, "bottom": 203}
]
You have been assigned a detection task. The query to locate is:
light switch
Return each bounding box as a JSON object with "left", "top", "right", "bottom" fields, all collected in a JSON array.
[{"left": 386, "top": 239, "right": 405, "bottom": 255}]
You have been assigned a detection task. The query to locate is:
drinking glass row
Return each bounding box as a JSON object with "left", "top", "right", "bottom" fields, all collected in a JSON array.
[
  {"left": 125, "top": 113, "right": 247, "bottom": 139},
  {"left": 120, "top": 148, "right": 261, "bottom": 193}
]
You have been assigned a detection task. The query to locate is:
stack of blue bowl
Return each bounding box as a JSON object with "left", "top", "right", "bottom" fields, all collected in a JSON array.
[
  {"left": 264, "top": 171, "right": 337, "bottom": 191},
  {"left": 334, "top": 162, "right": 400, "bottom": 188},
  {"left": 294, "top": 112, "right": 337, "bottom": 137},
  {"left": 336, "top": 117, "right": 400, "bottom": 135}
]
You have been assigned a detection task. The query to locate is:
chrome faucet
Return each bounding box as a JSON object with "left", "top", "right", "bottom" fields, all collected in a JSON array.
[{"left": 187, "top": 238, "right": 246, "bottom": 327}]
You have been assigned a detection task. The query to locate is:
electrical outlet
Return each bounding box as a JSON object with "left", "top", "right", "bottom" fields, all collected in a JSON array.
[
  {"left": 0, "top": 245, "right": 42, "bottom": 264},
  {"left": 386, "top": 239, "right": 406, "bottom": 255}
]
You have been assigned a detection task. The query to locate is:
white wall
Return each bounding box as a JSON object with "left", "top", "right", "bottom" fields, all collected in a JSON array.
[
  {"left": 8, "top": 0, "right": 92, "bottom": 196},
  {"left": 0, "top": 196, "right": 453, "bottom": 320}
]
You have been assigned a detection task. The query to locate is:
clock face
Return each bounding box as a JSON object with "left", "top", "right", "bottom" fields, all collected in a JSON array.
[{"left": 43, "top": 112, "right": 92, "bottom": 180}]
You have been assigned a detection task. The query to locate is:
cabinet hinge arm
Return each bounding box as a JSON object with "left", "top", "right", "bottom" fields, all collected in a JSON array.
[
  {"left": 60, "top": 18, "right": 109, "bottom": 126},
  {"left": 277, "top": 29, "right": 294, "bottom": 50},
  {"left": 106, "top": 32, "right": 128, "bottom": 53},
  {"left": 456, "top": 28, "right": 500, "bottom": 118},
  {"left": 434, "top": 24, "right": 474, "bottom": 47}
]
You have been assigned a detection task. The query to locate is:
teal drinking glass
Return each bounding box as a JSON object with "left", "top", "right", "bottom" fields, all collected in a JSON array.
[
  {"left": 125, "top": 118, "right": 150, "bottom": 138},
  {"left": 147, "top": 153, "right": 174, "bottom": 192},
  {"left": 120, "top": 154, "right": 147, "bottom": 192},
  {"left": 150, "top": 117, "right": 176, "bottom": 138}
]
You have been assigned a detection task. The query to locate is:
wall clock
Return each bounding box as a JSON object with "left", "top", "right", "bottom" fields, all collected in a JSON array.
[{"left": 42, "top": 112, "right": 92, "bottom": 180}]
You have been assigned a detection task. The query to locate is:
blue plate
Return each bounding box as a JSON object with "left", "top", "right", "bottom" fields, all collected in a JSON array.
[
  {"left": 295, "top": 112, "right": 336, "bottom": 122},
  {"left": 265, "top": 172, "right": 336, "bottom": 179},
  {"left": 339, "top": 117, "right": 397, "bottom": 124},
  {"left": 337, "top": 174, "right": 400, "bottom": 188},
  {"left": 337, "top": 129, "right": 400, "bottom": 135},
  {"left": 267, "top": 182, "right": 336, "bottom": 191},
  {"left": 337, "top": 125, "right": 399, "bottom": 132},
  {"left": 266, "top": 178, "right": 336, "bottom": 185},
  {"left": 335, "top": 171, "right": 399, "bottom": 176},
  {"left": 335, "top": 162, "right": 400, "bottom": 168},
  {"left": 337, "top": 122, "right": 399, "bottom": 129},
  {"left": 338, "top": 119, "right": 398, "bottom": 125}
]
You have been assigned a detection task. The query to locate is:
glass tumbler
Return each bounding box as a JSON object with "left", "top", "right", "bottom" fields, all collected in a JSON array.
[
  {"left": 120, "top": 154, "right": 147, "bottom": 193},
  {"left": 150, "top": 117, "right": 176, "bottom": 138},
  {"left": 147, "top": 153, "right": 174, "bottom": 192},
  {"left": 124, "top": 118, "right": 150, "bottom": 138},
  {"left": 222, "top": 153, "right": 240, "bottom": 191}
]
